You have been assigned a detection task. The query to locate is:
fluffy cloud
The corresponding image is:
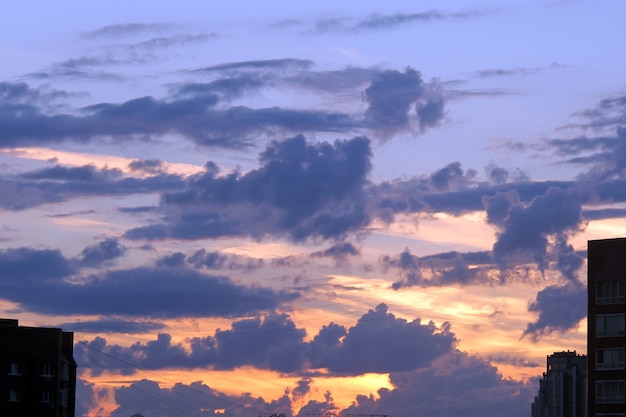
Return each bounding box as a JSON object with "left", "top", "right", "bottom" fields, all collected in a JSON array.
[
  {"left": 76, "top": 304, "right": 456, "bottom": 376},
  {"left": 125, "top": 134, "right": 372, "bottom": 241},
  {"left": 364, "top": 68, "right": 445, "bottom": 137},
  {"left": 522, "top": 282, "right": 587, "bottom": 341}
]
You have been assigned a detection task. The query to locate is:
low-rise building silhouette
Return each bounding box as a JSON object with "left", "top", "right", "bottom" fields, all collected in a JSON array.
[{"left": 0, "top": 318, "right": 76, "bottom": 417}]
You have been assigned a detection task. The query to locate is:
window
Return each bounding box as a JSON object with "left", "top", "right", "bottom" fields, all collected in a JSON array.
[
  {"left": 597, "top": 348, "right": 625, "bottom": 370},
  {"left": 597, "top": 280, "right": 625, "bottom": 304},
  {"left": 41, "top": 390, "right": 51, "bottom": 403},
  {"left": 42, "top": 362, "right": 54, "bottom": 377},
  {"left": 8, "top": 389, "right": 22, "bottom": 402},
  {"left": 60, "top": 389, "right": 68, "bottom": 407},
  {"left": 8, "top": 362, "right": 21, "bottom": 375},
  {"left": 61, "top": 362, "right": 69, "bottom": 381},
  {"left": 596, "top": 314, "right": 625, "bottom": 337},
  {"left": 597, "top": 380, "right": 625, "bottom": 403}
]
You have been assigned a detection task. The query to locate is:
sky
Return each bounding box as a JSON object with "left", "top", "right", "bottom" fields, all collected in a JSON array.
[{"left": 1, "top": 1, "right": 625, "bottom": 416}]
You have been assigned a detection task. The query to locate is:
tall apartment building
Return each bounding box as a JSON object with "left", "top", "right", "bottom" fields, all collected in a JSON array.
[
  {"left": 588, "top": 238, "right": 626, "bottom": 417},
  {"left": 0, "top": 318, "right": 77, "bottom": 417},
  {"left": 531, "top": 351, "right": 587, "bottom": 417}
]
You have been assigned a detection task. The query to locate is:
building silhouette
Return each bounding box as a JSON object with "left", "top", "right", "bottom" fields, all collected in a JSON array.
[
  {"left": 0, "top": 318, "right": 77, "bottom": 417},
  {"left": 587, "top": 239, "right": 626, "bottom": 417},
  {"left": 531, "top": 351, "right": 586, "bottom": 417}
]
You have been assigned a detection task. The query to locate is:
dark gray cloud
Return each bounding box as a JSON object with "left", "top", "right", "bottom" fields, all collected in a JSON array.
[
  {"left": 26, "top": 67, "right": 130, "bottom": 83},
  {"left": 583, "top": 206, "right": 626, "bottom": 220},
  {"left": 30, "top": 31, "right": 214, "bottom": 82},
  {"left": 311, "top": 242, "right": 360, "bottom": 266},
  {"left": 484, "top": 163, "right": 529, "bottom": 185},
  {"left": 470, "top": 65, "right": 558, "bottom": 79},
  {"left": 285, "top": 67, "right": 379, "bottom": 93},
  {"left": 0, "top": 82, "right": 358, "bottom": 149},
  {"left": 0, "top": 247, "right": 296, "bottom": 318},
  {"left": 488, "top": 354, "right": 540, "bottom": 368},
  {"left": 190, "top": 58, "right": 314, "bottom": 74},
  {"left": 522, "top": 282, "right": 587, "bottom": 341},
  {"left": 128, "top": 159, "right": 166, "bottom": 174},
  {"left": 125, "top": 33, "right": 214, "bottom": 51},
  {"left": 77, "top": 238, "right": 127, "bottom": 267},
  {"left": 475, "top": 68, "right": 538, "bottom": 78},
  {"left": 125, "top": 135, "right": 372, "bottom": 241},
  {"left": 543, "top": 95, "right": 626, "bottom": 180},
  {"left": 75, "top": 304, "right": 455, "bottom": 376},
  {"left": 81, "top": 23, "right": 180, "bottom": 39},
  {"left": 308, "top": 10, "right": 482, "bottom": 33},
  {"left": 382, "top": 248, "right": 493, "bottom": 289},
  {"left": 172, "top": 74, "right": 269, "bottom": 102},
  {"left": 0, "top": 247, "right": 74, "bottom": 283},
  {"left": 201, "top": 313, "right": 308, "bottom": 373},
  {"left": 342, "top": 350, "right": 533, "bottom": 417},
  {"left": 567, "top": 94, "right": 626, "bottom": 131},
  {"left": 483, "top": 187, "right": 588, "bottom": 272},
  {"left": 430, "top": 162, "right": 476, "bottom": 191},
  {"left": 309, "top": 304, "right": 456, "bottom": 374},
  {"left": 187, "top": 249, "right": 264, "bottom": 271},
  {"left": 61, "top": 318, "right": 166, "bottom": 334},
  {"left": 102, "top": 377, "right": 317, "bottom": 417},
  {"left": 0, "top": 179, "right": 58, "bottom": 210},
  {"left": 355, "top": 11, "right": 458, "bottom": 31},
  {"left": 82, "top": 349, "right": 532, "bottom": 417},
  {"left": 0, "top": 81, "right": 77, "bottom": 108},
  {"left": 20, "top": 165, "right": 123, "bottom": 182},
  {"left": 0, "top": 163, "right": 186, "bottom": 210},
  {"left": 548, "top": 129, "right": 626, "bottom": 181},
  {"left": 363, "top": 68, "right": 445, "bottom": 136}
]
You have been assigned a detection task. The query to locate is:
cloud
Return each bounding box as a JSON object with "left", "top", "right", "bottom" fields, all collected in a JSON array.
[
  {"left": 190, "top": 58, "right": 314, "bottom": 74},
  {"left": 172, "top": 74, "right": 269, "bottom": 102},
  {"left": 204, "top": 313, "right": 309, "bottom": 373},
  {"left": 187, "top": 249, "right": 265, "bottom": 271},
  {"left": 0, "top": 247, "right": 74, "bottom": 283},
  {"left": 104, "top": 378, "right": 319, "bottom": 417},
  {"left": 285, "top": 67, "right": 379, "bottom": 93},
  {"left": 522, "top": 282, "right": 587, "bottom": 341},
  {"left": 128, "top": 159, "right": 166, "bottom": 174},
  {"left": 342, "top": 350, "right": 533, "bottom": 417},
  {"left": 80, "top": 349, "right": 533, "bottom": 417},
  {"left": 363, "top": 68, "right": 445, "bottom": 137},
  {"left": 309, "top": 304, "right": 456, "bottom": 374},
  {"left": 483, "top": 187, "right": 587, "bottom": 272},
  {"left": 61, "top": 318, "right": 166, "bottom": 334},
  {"left": 382, "top": 248, "right": 493, "bottom": 289},
  {"left": 0, "top": 83, "right": 358, "bottom": 149},
  {"left": 548, "top": 128, "right": 626, "bottom": 181},
  {"left": 308, "top": 10, "right": 483, "bottom": 34},
  {"left": 0, "top": 247, "right": 297, "bottom": 318},
  {"left": 430, "top": 162, "right": 476, "bottom": 191},
  {"left": 77, "top": 237, "right": 127, "bottom": 267},
  {"left": 77, "top": 304, "right": 455, "bottom": 376},
  {"left": 125, "top": 33, "right": 215, "bottom": 51},
  {"left": 125, "top": 135, "right": 372, "bottom": 241},
  {"left": 0, "top": 81, "right": 77, "bottom": 108},
  {"left": 0, "top": 164, "right": 186, "bottom": 210},
  {"left": 20, "top": 165, "right": 123, "bottom": 181},
  {"left": 311, "top": 242, "right": 360, "bottom": 266},
  {"left": 29, "top": 31, "right": 214, "bottom": 82},
  {"left": 81, "top": 23, "right": 180, "bottom": 39}
]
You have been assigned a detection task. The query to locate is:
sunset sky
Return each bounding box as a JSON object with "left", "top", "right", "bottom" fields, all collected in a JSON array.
[{"left": 1, "top": 1, "right": 625, "bottom": 416}]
